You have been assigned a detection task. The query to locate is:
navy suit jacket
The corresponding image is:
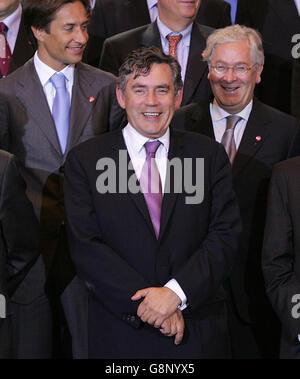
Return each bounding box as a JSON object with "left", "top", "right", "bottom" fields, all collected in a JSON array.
[
  {"left": 172, "top": 98, "right": 300, "bottom": 324},
  {"left": 64, "top": 128, "right": 241, "bottom": 358}
]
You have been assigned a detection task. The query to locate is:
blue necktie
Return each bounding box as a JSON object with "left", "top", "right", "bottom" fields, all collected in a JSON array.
[
  {"left": 50, "top": 73, "right": 70, "bottom": 154},
  {"left": 224, "top": 0, "right": 237, "bottom": 24}
]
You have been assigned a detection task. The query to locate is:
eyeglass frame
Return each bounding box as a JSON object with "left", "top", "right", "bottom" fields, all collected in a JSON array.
[{"left": 209, "top": 63, "right": 259, "bottom": 76}]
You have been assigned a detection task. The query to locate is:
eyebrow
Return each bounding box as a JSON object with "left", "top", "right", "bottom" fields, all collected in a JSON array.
[{"left": 131, "top": 84, "right": 170, "bottom": 89}]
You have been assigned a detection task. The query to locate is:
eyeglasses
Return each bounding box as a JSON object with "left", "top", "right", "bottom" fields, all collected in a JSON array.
[{"left": 210, "top": 64, "right": 257, "bottom": 76}]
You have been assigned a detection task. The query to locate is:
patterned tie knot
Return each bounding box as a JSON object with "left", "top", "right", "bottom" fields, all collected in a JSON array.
[
  {"left": 144, "top": 140, "right": 161, "bottom": 157},
  {"left": 226, "top": 114, "right": 242, "bottom": 130},
  {"left": 50, "top": 72, "right": 67, "bottom": 89},
  {"left": 0, "top": 22, "right": 8, "bottom": 34},
  {"left": 167, "top": 34, "right": 182, "bottom": 59}
]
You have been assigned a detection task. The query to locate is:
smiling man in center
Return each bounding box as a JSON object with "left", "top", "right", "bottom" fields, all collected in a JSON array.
[{"left": 64, "top": 46, "right": 241, "bottom": 359}]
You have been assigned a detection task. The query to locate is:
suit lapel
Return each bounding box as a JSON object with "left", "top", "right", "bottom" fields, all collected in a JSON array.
[
  {"left": 141, "top": 21, "right": 163, "bottom": 49},
  {"left": 269, "top": 0, "right": 300, "bottom": 33},
  {"left": 182, "top": 23, "right": 209, "bottom": 105},
  {"left": 232, "top": 99, "right": 271, "bottom": 177},
  {"left": 113, "top": 131, "right": 156, "bottom": 236},
  {"left": 15, "top": 59, "right": 62, "bottom": 156},
  {"left": 9, "top": 16, "right": 35, "bottom": 74},
  {"left": 66, "top": 63, "right": 99, "bottom": 156},
  {"left": 127, "top": 0, "right": 151, "bottom": 25},
  {"left": 158, "top": 130, "right": 183, "bottom": 240},
  {"left": 190, "top": 102, "right": 215, "bottom": 138}
]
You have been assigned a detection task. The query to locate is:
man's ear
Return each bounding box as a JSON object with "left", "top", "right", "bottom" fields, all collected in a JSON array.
[
  {"left": 174, "top": 87, "right": 183, "bottom": 110},
  {"left": 116, "top": 87, "right": 126, "bottom": 109},
  {"left": 255, "top": 64, "right": 264, "bottom": 84},
  {"left": 31, "top": 26, "right": 47, "bottom": 43}
]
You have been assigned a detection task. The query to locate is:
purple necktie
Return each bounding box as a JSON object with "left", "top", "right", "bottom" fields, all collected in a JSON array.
[
  {"left": 140, "top": 141, "right": 162, "bottom": 239},
  {"left": 0, "top": 22, "right": 12, "bottom": 77}
]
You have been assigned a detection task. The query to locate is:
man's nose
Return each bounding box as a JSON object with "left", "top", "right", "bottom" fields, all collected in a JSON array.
[{"left": 223, "top": 67, "right": 238, "bottom": 81}]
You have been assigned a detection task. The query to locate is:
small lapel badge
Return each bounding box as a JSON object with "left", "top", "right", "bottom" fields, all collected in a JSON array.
[
  {"left": 28, "top": 40, "right": 32, "bottom": 45},
  {"left": 256, "top": 136, "right": 262, "bottom": 142},
  {"left": 89, "top": 96, "right": 95, "bottom": 103}
]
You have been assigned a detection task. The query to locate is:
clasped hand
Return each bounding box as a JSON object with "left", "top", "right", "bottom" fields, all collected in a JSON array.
[{"left": 131, "top": 287, "right": 184, "bottom": 344}]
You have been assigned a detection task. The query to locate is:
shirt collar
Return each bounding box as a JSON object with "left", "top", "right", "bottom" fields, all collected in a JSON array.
[
  {"left": 211, "top": 98, "right": 253, "bottom": 122},
  {"left": 125, "top": 123, "right": 170, "bottom": 153},
  {"left": 147, "top": 0, "right": 158, "bottom": 10},
  {"left": 2, "top": 3, "right": 22, "bottom": 37},
  {"left": 33, "top": 51, "right": 75, "bottom": 87},
  {"left": 156, "top": 16, "right": 193, "bottom": 47}
]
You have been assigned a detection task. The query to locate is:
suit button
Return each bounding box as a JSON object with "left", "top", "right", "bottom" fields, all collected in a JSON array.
[{"left": 130, "top": 316, "right": 136, "bottom": 322}]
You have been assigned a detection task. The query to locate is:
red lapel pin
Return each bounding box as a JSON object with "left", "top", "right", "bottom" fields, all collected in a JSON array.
[
  {"left": 256, "top": 136, "right": 262, "bottom": 142},
  {"left": 89, "top": 96, "right": 95, "bottom": 103}
]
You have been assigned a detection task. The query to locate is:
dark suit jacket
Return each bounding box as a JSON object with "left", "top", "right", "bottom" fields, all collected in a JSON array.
[
  {"left": 0, "top": 14, "right": 35, "bottom": 78},
  {"left": 236, "top": 0, "right": 300, "bottom": 115},
  {"left": 172, "top": 99, "right": 300, "bottom": 325},
  {"left": 262, "top": 157, "right": 300, "bottom": 359},
  {"left": 84, "top": 0, "right": 231, "bottom": 67},
  {"left": 0, "top": 149, "right": 40, "bottom": 358},
  {"left": 99, "top": 21, "right": 213, "bottom": 106},
  {"left": 64, "top": 128, "right": 241, "bottom": 358},
  {"left": 0, "top": 59, "right": 123, "bottom": 357}
]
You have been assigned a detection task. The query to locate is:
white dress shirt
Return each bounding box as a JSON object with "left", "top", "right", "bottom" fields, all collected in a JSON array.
[
  {"left": 294, "top": 0, "right": 300, "bottom": 16},
  {"left": 156, "top": 16, "right": 192, "bottom": 83},
  {"left": 147, "top": 0, "right": 158, "bottom": 22},
  {"left": 122, "top": 123, "right": 187, "bottom": 309},
  {"left": 2, "top": 3, "right": 22, "bottom": 53},
  {"left": 33, "top": 51, "right": 74, "bottom": 112},
  {"left": 210, "top": 99, "right": 253, "bottom": 149}
]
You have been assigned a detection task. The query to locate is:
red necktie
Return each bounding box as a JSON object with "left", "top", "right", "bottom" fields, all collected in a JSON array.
[
  {"left": 167, "top": 34, "right": 182, "bottom": 60},
  {"left": 0, "top": 22, "right": 12, "bottom": 77}
]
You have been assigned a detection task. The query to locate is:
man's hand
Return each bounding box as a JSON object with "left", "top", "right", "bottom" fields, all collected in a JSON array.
[
  {"left": 131, "top": 287, "right": 181, "bottom": 328},
  {"left": 160, "top": 309, "right": 185, "bottom": 345}
]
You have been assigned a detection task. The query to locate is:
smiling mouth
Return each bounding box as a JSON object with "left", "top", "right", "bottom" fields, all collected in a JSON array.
[
  {"left": 67, "top": 45, "right": 85, "bottom": 53},
  {"left": 221, "top": 85, "right": 240, "bottom": 93},
  {"left": 143, "top": 112, "right": 162, "bottom": 117}
]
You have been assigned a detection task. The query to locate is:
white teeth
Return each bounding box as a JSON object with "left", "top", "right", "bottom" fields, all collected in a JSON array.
[{"left": 143, "top": 112, "right": 160, "bottom": 117}]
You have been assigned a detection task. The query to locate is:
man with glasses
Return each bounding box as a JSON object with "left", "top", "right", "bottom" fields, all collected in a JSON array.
[{"left": 172, "top": 25, "right": 300, "bottom": 358}]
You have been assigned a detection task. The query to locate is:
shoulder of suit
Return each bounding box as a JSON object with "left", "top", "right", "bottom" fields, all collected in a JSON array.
[
  {"left": 172, "top": 128, "right": 220, "bottom": 151},
  {"left": 253, "top": 99, "right": 300, "bottom": 129},
  {"left": 272, "top": 156, "right": 300, "bottom": 180},
  {"left": 76, "top": 62, "right": 117, "bottom": 82},
  {"left": 194, "top": 22, "right": 214, "bottom": 39},
  {"left": 104, "top": 24, "right": 149, "bottom": 45},
  {"left": 174, "top": 101, "right": 209, "bottom": 119}
]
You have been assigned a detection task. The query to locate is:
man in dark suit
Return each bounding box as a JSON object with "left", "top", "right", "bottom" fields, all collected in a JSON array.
[
  {"left": 0, "top": 110, "right": 40, "bottom": 357},
  {"left": 236, "top": 0, "right": 300, "bottom": 116},
  {"left": 64, "top": 46, "right": 241, "bottom": 358},
  {"left": 0, "top": 0, "right": 35, "bottom": 78},
  {"left": 262, "top": 157, "right": 300, "bottom": 359},
  {"left": 85, "top": 0, "right": 231, "bottom": 67},
  {"left": 0, "top": 0, "right": 122, "bottom": 358},
  {"left": 99, "top": 0, "right": 214, "bottom": 107},
  {"left": 172, "top": 25, "right": 300, "bottom": 358}
]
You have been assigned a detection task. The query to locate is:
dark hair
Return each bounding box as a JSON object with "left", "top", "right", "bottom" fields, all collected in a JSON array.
[
  {"left": 117, "top": 46, "right": 183, "bottom": 95},
  {"left": 23, "top": 0, "right": 90, "bottom": 37}
]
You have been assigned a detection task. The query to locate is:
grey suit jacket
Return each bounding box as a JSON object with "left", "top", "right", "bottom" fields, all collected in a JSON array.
[{"left": 0, "top": 58, "right": 122, "bottom": 304}]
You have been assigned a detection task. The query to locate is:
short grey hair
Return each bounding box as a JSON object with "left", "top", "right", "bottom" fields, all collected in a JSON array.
[{"left": 203, "top": 24, "right": 265, "bottom": 66}]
